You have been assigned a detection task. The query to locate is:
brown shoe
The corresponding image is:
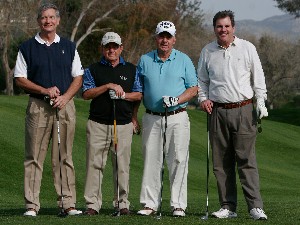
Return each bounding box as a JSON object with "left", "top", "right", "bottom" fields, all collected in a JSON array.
[
  {"left": 120, "top": 208, "right": 130, "bottom": 215},
  {"left": 84, "top": 208, "right": 98, "bottom": 216}
]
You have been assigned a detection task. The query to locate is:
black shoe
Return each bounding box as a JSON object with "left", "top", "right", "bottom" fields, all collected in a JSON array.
[
  {"left": 84, "top": 208, "right": 98, "bottom": 216},
  {"left": 120, "top": 208, "right": 130, "bottom": 215}
]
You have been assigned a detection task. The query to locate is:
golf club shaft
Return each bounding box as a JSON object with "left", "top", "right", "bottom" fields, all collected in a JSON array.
[
  {"left": 158, "top": 107, "right": 168, "bottom": 217},
  {"left": 113, "top": 100, "right": 120, "bottom": 212},
  {"left": 205, "top": 114, "right": 210, "bottom": 217},
  {"left": 56, "top": 108, "right": 64, "bottom": 214}
]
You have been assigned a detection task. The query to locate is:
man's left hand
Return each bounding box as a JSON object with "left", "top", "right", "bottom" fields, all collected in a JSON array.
[
  {"left": 162, "top": 96, "right": 179, "bottom": 108},
  {"left": 109, "top": 89, "right": 125, "bottom": 100},
  {"left": 132, "top": 117, "right": 141, "bottom": 135},
  {"left": 256, "top": 98, "right": 268, "bottom": 119}
]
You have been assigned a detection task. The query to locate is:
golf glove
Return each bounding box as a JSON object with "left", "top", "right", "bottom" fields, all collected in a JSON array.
[
  {"left": 162, "top": 96, "right": 179, "bottom": 108},
  {"left": 109, "top": 89, "right": 125, "bottom": 100},
  {"left": 44, "top": 96, "right": 54, "bottom": 106},
  {"left": 256, "top": 98, "right": 268, "bottom": 119}
]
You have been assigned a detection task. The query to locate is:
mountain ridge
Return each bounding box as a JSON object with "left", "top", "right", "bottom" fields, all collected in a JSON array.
[{"left": 235, "top": 14, "right": 300, "bottom": 42}]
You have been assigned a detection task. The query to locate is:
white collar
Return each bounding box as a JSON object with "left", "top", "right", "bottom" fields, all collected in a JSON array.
[{"left": 35, "top": 33, "right": 60, "bottom": 46}]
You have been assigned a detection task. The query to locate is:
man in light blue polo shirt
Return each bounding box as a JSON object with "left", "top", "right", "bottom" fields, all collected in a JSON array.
[{"left": 136, "top": 21, "right": 198, "bottom": 217}]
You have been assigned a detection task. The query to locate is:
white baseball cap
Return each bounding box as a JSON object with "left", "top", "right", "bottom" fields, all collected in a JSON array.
[
  {"left": 155, "top": 21, "right": 176, "bottom": 36},
  {"left": 101, "top": 32, "right": 122, "bottom": 45}
]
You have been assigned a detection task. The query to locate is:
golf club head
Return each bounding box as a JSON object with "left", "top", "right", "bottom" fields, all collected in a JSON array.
[
  {"left": 156, "top": 214, "right": 162, "bottom": 220},
  {"left": 201, "top": 212, "right": 209, "bottom": 220},
  {"left": 111, "top": 210, "right": 120, "bottom": 217},
  {"left": 57, "top": 210, "right": 67, "bottom": 218}
]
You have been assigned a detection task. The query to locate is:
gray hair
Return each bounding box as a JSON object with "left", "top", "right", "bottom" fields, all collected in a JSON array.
[{"left": 37, "top": 3, "right": 60, "bottom": 19}]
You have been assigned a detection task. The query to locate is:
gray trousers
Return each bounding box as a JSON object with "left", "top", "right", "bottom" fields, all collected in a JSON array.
[{"left": 210, "top": 103, "right": 263, "bottom": 212}]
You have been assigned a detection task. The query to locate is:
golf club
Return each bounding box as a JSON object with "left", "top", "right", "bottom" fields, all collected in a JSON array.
[
  {"left": 44, "top": 96, "right": 67, "bottom": 217},
  {"left": 156, "top": 106, "right": 168, "bottom": 220},
  {"left": 112, "top": 99, "right": 120, "bottom": 217},
  {"left": 55, "top": 108, "right": 67, "bottom": 217},
  {"left": 201, "top": 113, "right": 210, "bottom": 220}
]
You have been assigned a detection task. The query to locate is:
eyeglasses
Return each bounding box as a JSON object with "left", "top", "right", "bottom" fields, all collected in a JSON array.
[{"left": 103, "top": 44, "right": 120, "bottom": 50}]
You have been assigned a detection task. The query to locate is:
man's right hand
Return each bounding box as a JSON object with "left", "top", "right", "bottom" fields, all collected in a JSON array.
[
  {"left": 44, "top": 86, "right": 60, "bottom": 99},
  {"left": 200, "top": 99, "right": 213, "bottom": 114}
]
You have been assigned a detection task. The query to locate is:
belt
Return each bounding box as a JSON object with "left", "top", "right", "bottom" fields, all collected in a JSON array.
[
  {"left": 214, "top": 99, "right": 253, "bottom": 109},
  {"left": 146, "top": 108, "right": 186, "bottom": 116},
  {"left": 29, "top": 94, "right": 46, "bottom": 100}
]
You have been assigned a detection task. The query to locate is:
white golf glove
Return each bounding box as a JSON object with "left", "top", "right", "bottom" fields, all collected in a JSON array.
[
  {"left": 109, "top": 89, "right": 125, "bottom": 100},
  {"left": 44, "top": 96, "right": 54, "bottom": 106},
  {"left": 256, "top": 98, "right": 268, "bottom": 119},
  {"left": 162, "top": 96, "right": 179, "bottom": 108}
]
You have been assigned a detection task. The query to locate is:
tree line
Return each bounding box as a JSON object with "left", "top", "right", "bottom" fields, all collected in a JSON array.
[{"left": 0, "top": 0, "right": 299, "bottom": 108}]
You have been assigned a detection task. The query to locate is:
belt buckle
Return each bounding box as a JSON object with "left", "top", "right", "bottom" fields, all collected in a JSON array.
[{"left": 224, "top": 104, "right": 231, "bottom": 109}]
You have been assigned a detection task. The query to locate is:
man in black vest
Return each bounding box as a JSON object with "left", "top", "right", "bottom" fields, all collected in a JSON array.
[
  {"left": 82, "top": 32, "right": 142, "bottom": 216},
  {"left": 14, "top": 3, "right": 83, "bottom": 217}
]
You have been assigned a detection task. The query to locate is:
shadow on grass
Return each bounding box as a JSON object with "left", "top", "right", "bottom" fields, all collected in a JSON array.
[
  {"left": 0, "top": 207, "right": 114, "bottom": 217},
  {"left": 267, "top": 107, "right": 300, "bottom": 126}
]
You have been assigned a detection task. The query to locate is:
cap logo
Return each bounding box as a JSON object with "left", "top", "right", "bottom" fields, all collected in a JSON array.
[
  {"left": 159, "top": 21, "right": 173, "bottom": 29},
  {"left": 107, "top": 35, "right": 116, "bottom": 40}
]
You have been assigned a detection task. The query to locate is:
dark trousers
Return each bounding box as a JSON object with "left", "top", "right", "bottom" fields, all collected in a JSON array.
[{"left": 210, "top": 103, "right": 263, "bottom": 212}]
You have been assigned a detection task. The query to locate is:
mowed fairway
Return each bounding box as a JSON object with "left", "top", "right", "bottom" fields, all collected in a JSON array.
[{"left": 0, "top": 95, "right": 299, "bottom": 225}]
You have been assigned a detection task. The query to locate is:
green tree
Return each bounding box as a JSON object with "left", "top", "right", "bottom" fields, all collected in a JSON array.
[
  {"left": 257, "top": 35, "right": 300, "bottom": 108},
  {"left": 0, "top": 0, "right": 206, "bottom": 94},
  {"left": 0, "top": 0, "right": 39, "bottom": 95},
  {"left": 274, "top": 0, "right": 300, "bottom": 17}
]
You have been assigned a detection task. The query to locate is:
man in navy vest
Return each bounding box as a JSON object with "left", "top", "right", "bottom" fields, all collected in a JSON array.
[
  {"left": 14, "top": 3, "right": 83, "bottom": 217},
  {"left": 82, "top": 32, "right": 142, "bottom": 216}
]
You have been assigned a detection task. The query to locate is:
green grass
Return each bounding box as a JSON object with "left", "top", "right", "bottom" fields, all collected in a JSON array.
[{"left": 0, "top": 95, "right": 300, "bottom": 224}]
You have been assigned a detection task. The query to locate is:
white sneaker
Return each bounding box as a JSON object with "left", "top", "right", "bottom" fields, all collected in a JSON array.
[
  {"left": 173, "top": 208, "right": 185, "bottom": 217},
  {"left": 211, "top": 208, "right": 237, "bottom": 218},
  {"left": 66, "top": 208, "right": 82, "bottom": 216},
  {"left": 249, "top": 208, "right": 267, "bottom": 220},
  {"left": 23, "top": 209, "right": 37, "bottom": 217},
  {"left": 137, "top": 207, "right": 156, "bottom": 216}
]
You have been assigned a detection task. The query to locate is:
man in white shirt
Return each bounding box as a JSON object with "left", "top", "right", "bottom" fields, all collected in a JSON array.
[{"left": 197, "top": 10, "right": 268, "bottom": 220}]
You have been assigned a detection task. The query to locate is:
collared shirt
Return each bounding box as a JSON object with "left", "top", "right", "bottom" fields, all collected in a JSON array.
[
  {"left": 82, "top": 56, "right": 142, "bottom": 93},
  {"left": 197, "top": 37, "right": 267, "bottom": 103},
  {"left": 14, "top": 33, "right": 83, "bottom": 78},
  {"left": 137, "top": 49, "right": 197, "bottom": 112}
]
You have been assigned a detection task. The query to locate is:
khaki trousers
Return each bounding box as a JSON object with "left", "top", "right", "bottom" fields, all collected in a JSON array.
[
  {"left": 24, "top": 97, "right": 77, "bottom": 212},
  {"left": 84, "top": 120, "right": 133, "bottom": 212},
  {"left": 210, "top": 103, "right": 263, "bottom": 212}
]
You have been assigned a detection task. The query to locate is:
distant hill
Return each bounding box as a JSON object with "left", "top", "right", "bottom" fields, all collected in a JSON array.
[{"left": 235, "top": 14, "right": 300, "bottom": 42}]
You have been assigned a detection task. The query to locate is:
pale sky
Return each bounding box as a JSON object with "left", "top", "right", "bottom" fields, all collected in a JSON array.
[{"left": 201, "top": 0, "right": 285, "bottom": 21}]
